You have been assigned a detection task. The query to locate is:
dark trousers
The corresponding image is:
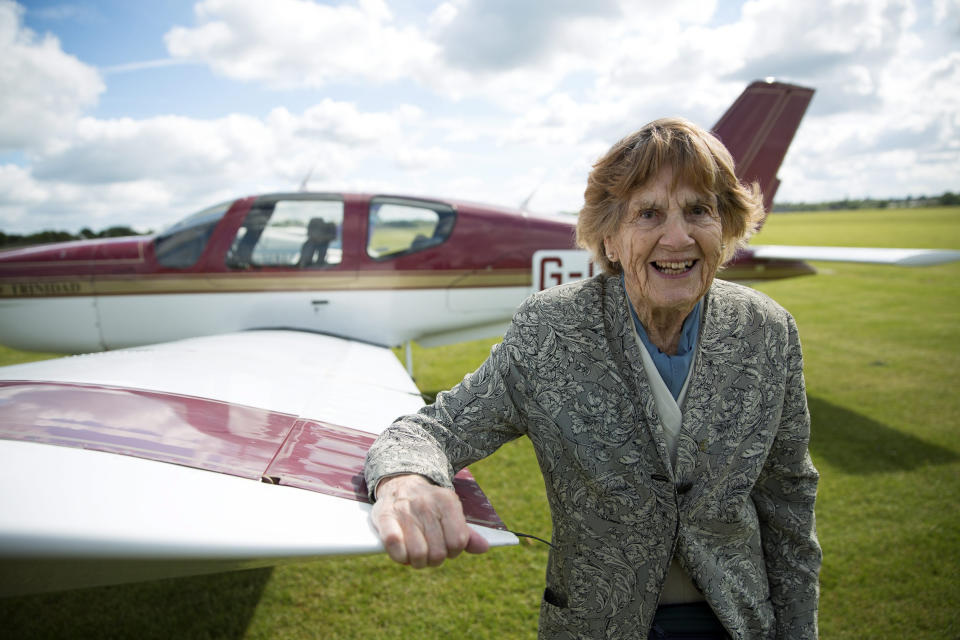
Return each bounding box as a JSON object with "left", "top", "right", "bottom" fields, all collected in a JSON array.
[{"left": 647, "top": 602, "right": 730, "bottom": 640}]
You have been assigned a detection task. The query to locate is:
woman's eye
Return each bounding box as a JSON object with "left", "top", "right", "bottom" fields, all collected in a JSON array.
[{"left": 638, "top": 209, "right": 656, "bottom": 219}]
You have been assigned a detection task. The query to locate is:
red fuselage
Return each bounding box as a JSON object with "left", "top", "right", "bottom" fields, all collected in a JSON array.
[{"left": 0, "top": 193, "right": 582, "bottom": 352}]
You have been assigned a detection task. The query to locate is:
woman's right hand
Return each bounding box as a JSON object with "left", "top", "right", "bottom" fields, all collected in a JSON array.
[{"left": 370, "top": 474, "right": 490, "bottom": 568}]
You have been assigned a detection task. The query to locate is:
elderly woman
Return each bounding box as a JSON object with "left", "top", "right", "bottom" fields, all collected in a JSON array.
[{"left": 364, "top": 118, "right": 821, "bottom": 639}]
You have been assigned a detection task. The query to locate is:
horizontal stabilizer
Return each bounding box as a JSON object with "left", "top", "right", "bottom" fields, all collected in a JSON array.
[{"left": 750, "top": 245, "right": 960, "bottom": 266}]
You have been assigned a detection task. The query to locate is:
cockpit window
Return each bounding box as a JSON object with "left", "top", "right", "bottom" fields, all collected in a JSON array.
[
  {"left": 155, "top": 201, "right": 232, "bottom": 268},
  {"left": 226, "top": 197, "right": 344, "bottom": 269},
  {"left": 366, "top": 197, "right": 456, "bottom": 259}
]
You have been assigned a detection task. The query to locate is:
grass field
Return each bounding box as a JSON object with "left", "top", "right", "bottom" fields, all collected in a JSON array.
[{"left": 2, "top": 207, "right": 959, "bottom": 638}]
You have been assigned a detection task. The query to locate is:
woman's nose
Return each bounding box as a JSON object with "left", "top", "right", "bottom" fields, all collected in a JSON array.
[{"left": 658, "top": 212, "right": 694, "bottom": 248}]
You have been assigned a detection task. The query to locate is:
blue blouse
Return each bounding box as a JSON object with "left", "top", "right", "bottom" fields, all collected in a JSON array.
[{"left": 625, "top": 279, "right": 702, "bottom": 400}]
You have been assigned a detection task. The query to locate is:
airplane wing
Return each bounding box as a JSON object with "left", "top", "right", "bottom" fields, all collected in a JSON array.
[
  {"left": 749, "top": 245, "right": 960, "bottom": 266},
  {"left": 0, "top": 330, "right": 517, "bottom": 597}
]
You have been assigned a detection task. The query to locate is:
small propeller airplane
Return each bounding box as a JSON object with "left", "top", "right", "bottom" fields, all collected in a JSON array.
[{"left": 0, "top": 80, "right": 957, "bottom": 598}]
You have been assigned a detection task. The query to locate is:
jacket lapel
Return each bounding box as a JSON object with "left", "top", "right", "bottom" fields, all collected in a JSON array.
[
  {"left": 674, "top": 285, "right": 724, "bottom": 483},
  {"left": 603, "top": 275, "right": 676, "bottom": 479}
]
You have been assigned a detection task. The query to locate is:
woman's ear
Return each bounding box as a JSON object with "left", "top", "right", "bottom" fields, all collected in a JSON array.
[{"left": 603, "top": 237, "right": 616, "bottom": 262}]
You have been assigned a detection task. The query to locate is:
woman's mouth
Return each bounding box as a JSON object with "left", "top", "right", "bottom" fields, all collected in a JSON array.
[{"left": 651, "top": 259, "right": 696, "bottom": 275}]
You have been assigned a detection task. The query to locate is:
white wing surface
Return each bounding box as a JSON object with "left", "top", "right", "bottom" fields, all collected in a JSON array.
[{"left": 0, "top": 330, "right": 517, "bottom": 597}]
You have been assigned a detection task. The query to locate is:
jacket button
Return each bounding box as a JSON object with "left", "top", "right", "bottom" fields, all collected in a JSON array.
[{"left": 676, "top": 482, "right": 694, "bottom": 494}]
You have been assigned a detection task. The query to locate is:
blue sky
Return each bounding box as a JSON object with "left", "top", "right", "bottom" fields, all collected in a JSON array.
[{"left": 2, "top": 0, "right": 958, "bottom": 233}]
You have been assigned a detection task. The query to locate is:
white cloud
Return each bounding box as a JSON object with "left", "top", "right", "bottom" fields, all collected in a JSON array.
[
  {"left": 158, "top": 0, "right": 731, "bottom": 112},
  {"left": 430, "top": 0, "right": 621, "bottom": 72},
  {"left": 393, "top": 146, "right": 452, "bottom": 171},
  {"left": 0, "top": 165, "right": 175, "bottom": 233},
  {"left": 164, "top": 0, "right": 437, "bottom": 88},
  {"left": 0, "top": 0, "right": 104, "bottom": 150},
  {"left": 101, "top": 58, "right": 190, "bottom": 74},
  {"left": 730, "top": 0, "right": 916, "bottom": 109},
  {"left": 770, "top": 1, "right": 960, "bottom": 201},
  {"left": 279, "top": 99, "right": 418, "bottom": 145},
  {"left": 0, "top": 164, "right": 45, "bottom": 206},
  {"left": 1, "top": 0, "right": 958, "bottom": 232},
  {"left": 934, "top": 0, "right": 960, "bottom": 25}
]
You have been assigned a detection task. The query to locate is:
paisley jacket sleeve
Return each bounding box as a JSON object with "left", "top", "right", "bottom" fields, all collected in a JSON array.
[{"left": 363, "top": 316, "right": 531, "bottom": 496}]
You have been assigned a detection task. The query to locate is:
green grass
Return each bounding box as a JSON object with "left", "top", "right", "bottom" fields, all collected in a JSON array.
[
  {"left": 754, "top": 206, "right": 960, "bottom": 248},
  {"left": 2, "top": 207, "right": 959, "bottom": 638},
  {"left": 750, "top": 207, "right": 960, "bottom": 638},
  {"left": 0, "top": 345, "right": 64, "bottom": 367}
]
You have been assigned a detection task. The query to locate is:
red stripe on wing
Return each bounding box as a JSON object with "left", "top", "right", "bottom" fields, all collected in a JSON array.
[{"left": 0, "top": 380, "right": 508, "bottom": 530}]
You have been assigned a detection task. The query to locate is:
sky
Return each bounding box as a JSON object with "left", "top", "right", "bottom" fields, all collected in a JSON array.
[{"left": 1, "top": 0, "right": 958, "bottom": 234}]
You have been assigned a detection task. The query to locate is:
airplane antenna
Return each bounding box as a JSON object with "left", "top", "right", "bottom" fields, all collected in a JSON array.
[
  {"left": 298, "top": 166, "right": 315, "bottom": 192},
  {"left": 518, "top": 188, "right": 537, "bottom": 213},
  {"left": 518, "top": 172, "right": 549, "bottom": 214}
]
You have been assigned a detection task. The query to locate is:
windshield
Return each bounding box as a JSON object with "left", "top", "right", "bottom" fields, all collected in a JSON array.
[{"left": 154, "top": 200, "right": 232, "bottom": 268}]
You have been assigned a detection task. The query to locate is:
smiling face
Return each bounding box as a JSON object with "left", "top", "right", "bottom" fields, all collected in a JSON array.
[{"left": 604, "top": 166, "right": 723, "bottom": 325}]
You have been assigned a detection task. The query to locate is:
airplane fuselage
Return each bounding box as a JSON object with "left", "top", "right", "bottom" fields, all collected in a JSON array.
[
  {"left": 0, "top": 192, "right": 579, "bottom": 352},
  {"left": 0, "top": 190, "right": 815, "bottom": 353}
]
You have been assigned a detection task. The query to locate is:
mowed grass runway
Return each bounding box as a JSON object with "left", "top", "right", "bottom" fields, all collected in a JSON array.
[{"left": 2, "top": 207, "right": 958, "bottom": 639}]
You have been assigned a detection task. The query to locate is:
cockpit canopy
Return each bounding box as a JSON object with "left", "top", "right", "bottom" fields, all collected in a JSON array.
[{"left": 153, "top": 194, "right": 458, "bottom": 270}]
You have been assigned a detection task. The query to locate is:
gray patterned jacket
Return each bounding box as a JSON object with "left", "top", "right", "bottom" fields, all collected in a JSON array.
[{"left": 364, "top": 274, "right": 821, "bottom": 639}]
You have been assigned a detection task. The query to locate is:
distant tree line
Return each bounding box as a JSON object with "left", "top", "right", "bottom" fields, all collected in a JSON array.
[
  {"left": 0, "top": 226, "right": 147, "bottom": 250},
  {"left": 772, "top": 190, "right": 960, "bottom": 212}
]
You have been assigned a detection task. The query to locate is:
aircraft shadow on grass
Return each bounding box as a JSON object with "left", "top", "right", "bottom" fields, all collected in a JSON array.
[
  {"left": 807, "top": 396, "right": 958, "bottom": 474},
  {"left": 2, "top": 567, "right": 272, "bottom": 640}
]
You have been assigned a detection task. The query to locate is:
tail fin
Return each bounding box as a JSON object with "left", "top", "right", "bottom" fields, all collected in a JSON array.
[{"left": 711, "top": 80, "right": 814, "bottom": 213}]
